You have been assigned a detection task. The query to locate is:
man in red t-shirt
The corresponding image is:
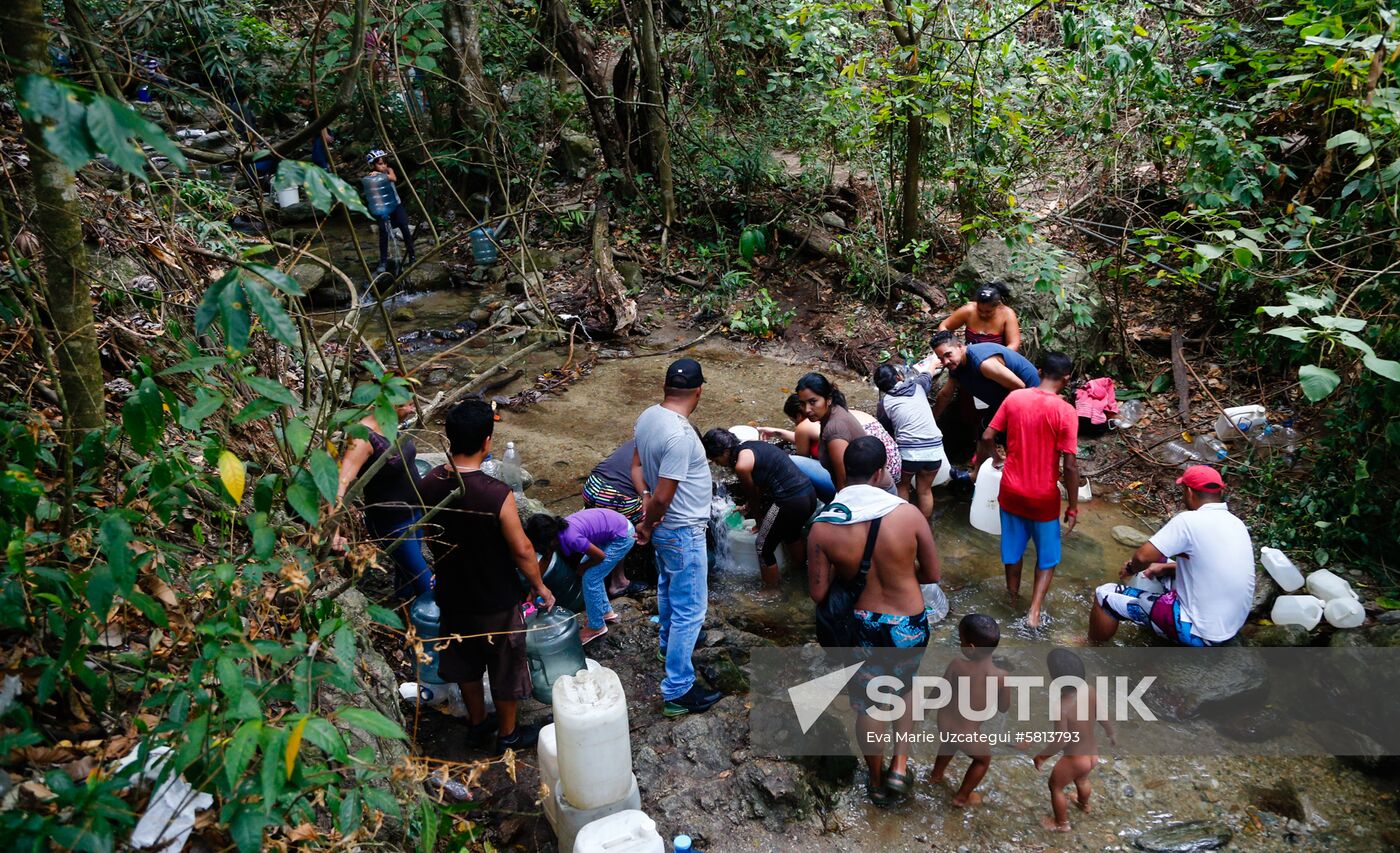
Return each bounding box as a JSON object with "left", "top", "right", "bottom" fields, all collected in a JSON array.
[{"left": 977, "top": 352, "right": 1080, "bottom": 628}]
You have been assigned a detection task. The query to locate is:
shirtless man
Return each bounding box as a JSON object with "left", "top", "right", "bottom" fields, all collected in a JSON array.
[{"left": 808, "top": 436, "right": 941, "bottom": 804}]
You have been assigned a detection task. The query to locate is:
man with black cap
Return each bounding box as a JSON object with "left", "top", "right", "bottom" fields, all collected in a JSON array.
[
  {"left": 632, "top": 358, "right": 722, "bottom": 716},
  {"left": 1088, "top": 465, "right": 1255, "bottom": 646}
]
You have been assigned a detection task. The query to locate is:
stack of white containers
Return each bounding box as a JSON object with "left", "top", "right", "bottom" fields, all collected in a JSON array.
[
  {"left": 537, "top": 665, "right": 661, "bottom": 853},
  {"left": 1265, "top": 548, "right": 1365, "bottom": 630}
]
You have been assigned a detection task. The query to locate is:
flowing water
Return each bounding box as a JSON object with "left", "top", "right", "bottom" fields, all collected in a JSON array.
[{"left": 360, "top": 287, "right": 1400, "bottom": 849}]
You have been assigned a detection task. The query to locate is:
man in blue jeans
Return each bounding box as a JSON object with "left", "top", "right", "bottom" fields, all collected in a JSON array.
[{"left": 633, "top": 358, "right": 723, "bottom": 717}]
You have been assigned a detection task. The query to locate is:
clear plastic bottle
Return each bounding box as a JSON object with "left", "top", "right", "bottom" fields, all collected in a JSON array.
[
  {"left": 1191, "top": 434, "right": 1228, "bottom": 463},
  {"left": 499, "top": 441, "right": 526, "bottom": 501}
]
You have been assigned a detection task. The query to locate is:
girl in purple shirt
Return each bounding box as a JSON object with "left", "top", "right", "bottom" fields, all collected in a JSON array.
[{"left": 526, "top": 508, "right": 636, "bottom": 644}]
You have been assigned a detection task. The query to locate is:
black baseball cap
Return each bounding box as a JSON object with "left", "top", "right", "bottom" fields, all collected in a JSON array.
[{"left": 665, "top": 358, "right": 705, "bottom": 389}]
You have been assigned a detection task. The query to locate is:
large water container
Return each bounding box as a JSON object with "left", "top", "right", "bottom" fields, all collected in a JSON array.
[
  {"left": 1215, "top": 404, "right": 1267, "bottom": 442},
  {"left": 554, "top": 666, "right": 632, "bottom": 810},
  {"left": 1259, "top": 547, "right": 1305, "bottom": 592},
  {"left": 725, "top": 519, "right": 790, "bottom": 575},
  {"left": 1127, "top": 572, "right": 1167, "bottom": 595},
  {"left": 539, "top": 723, "right": 561, "bottom": 792},
  {"left": 573, "top": 811, "right": 664, "bottom": 853},
  {"left": 361, "top": 172, "right": 400, "bottom": 218},
  {"left": 1324, "top": 597, "right": 1365, "bottom": 629},
  {"left": 526, "top": 605, "right": 587, "bottom": 705},
  {"left": 1271, "top": 595, "right": 1324, "bottom": 630},
  {"left": 549, "top": 775, "right": 641, "bottom": 853},
  {"left": 409, "top": 591, "right": 446, "bottom": 685},
  {"left": 932, "top": 462, "right": 951, "bottom": 487},
  {"left": 521, "top": 553, "right": 585, "bottom": 614},
  {"left": 1305, "top": 569, "right": 1358, "bottom": 603},
  {"left": 969, "top": 458, "right": 1002, "bottom": 535}
]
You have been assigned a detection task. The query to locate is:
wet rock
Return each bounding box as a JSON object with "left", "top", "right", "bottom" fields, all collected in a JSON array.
[
  {"left": 819, "top": 211, "right": 846, "bottom": 230},
  {"left": 292, "top": 263, "right": 349, "bottom": 307},
  {"left": 553, "top": 129, "right": 598, "bottom": 179},
  {"left": 496, "top": 327, "right": 528, "bottom": 344},
  {"left": 1146, "top": 654, "right": 1269, "bottom": 720},
  {"left": 740, "top": 759, "right": 811, "bottom": 826},
  {"left": 1251, "top": 570, "right": 1281, "bottom": 616},
  {"left": 469, "top": 307, "right": 492, "bottom": 323},
  {"left": 1112, "top": 525, "right": 1152, "bottom": 548},
  {"left": 427, "top": 369, "right": 449, "bottom": 386},
  {"left": 1132, "top": 820, "right": 1231, "bottom": 852},
  {"left": 1249, "top": 780, "right": 1305, "bottom": 821},
  {"left": 269, "top": 201, "right": 320, "bottom": 224},
  {"left": 513, "top": 247, "right": 567, "bottom": 273},
  {"left": 1214, "top": 705, "right": 1288, "bottom": 742},
  {"left": 403, "top": 261, "right": 452, "bottom": 291},
  {"left": 490, "top": 306, "right": 513, "bottom": 327},
  {"left": 1330, "top": 622, "right": 1400, "bottom": 648},
  {"left": 1377, "top": 610, "right": 1400, "bottom": 625},
  {"left": 390, "top": 306, "right": 415, "bottom": 323},
  {"left": 1241, "top": 623, "right": 1311, "bottom": 647},
  {"left": 615, "top": 261, "right": 643, "bottom": 291}
]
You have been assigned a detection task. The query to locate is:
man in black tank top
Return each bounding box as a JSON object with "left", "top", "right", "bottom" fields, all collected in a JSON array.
[
  {"left": 702, "top": 428, "right": 818, "bottom": 590},
  {"left": 418, "top": 399, "right": 554, "bottom": 754}
]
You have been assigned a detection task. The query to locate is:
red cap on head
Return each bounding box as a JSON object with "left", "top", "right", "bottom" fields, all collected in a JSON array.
[{"left": 1176, "top": 465, "right": 1225, "bottom": 492}]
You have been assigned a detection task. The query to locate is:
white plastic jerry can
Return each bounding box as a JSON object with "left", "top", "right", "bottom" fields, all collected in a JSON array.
[
  {"left": 572, "top": 810, "right": 664, "bottom": 853},
  {"left": 969, "top": 458, "right": 1002, "bottom": 536},
  {"left": 554, "top": 666, "right": 633, "bottom": 811},
  {"left": 1259, "top": 547, "right": 1305, "bottom": 592},
  {"left": 1271, "top": 595, "right": 1324, "bottom": 630},
  {"left": 1324, "top": 597, "right": 1366, "bottom": 629},
  {"left": 1305, "top": 569, "right": 1358, "bottom": 603}
]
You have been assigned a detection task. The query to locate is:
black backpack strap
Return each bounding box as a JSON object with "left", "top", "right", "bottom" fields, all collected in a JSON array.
[{"left": 858, "top": 516, "right": 883, "bottom": 579}]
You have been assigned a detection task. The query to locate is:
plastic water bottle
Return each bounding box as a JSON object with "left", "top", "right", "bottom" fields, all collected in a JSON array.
[
  {"left": 1191, "top": 435, "right": 1228, "bottom": 463},
  {"left": 500, "top": 441, "right": 525, "bottom": 502},
  {"left": 361, "top": 172, "right": 401, "bottom": 219},
  {"left": 673, "top": 835, "right": 697, "bottom": 853}
]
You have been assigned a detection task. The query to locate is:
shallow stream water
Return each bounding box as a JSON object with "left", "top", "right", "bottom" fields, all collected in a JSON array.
[{"left": 356, "top": 285, "right": 1400, "bottom": 850}]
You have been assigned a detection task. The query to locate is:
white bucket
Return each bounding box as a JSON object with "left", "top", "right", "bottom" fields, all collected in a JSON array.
[
  {"left": 276, "top": 186, "right": 299, "bottom": 208},
  {"left": 729, "top": 425, "right": 760, "bottom": 443}
]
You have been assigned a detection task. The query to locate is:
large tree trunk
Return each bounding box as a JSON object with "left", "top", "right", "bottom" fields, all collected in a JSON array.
[
  {"left": 899, "top": 110, "right": 923, "bottom": 249},
  {"left": 539, "top": 0, "right": 630, "bottom": 177},
  {"left": 442, "top": 0, "right": 500, "bottom": 138},
  {"left": 12, "top": 0, "right": 105, "bottom": 441},
  {"left": 634, "top": 0, "right": 676, "bottom": 228}
]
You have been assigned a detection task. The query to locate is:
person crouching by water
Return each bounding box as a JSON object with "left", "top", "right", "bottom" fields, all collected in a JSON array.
[
  {"left": 1089, "top": 464, "right": 1254, "bottom": 646},
  {"left": 417, "top": 398, "right": 555, "bottom": 753},
  {"left": 524, "top": 509, "right": 636, "bottom": 645},
  {"left": 332, "top": 375, "right": 429, "bottom": 599},
  {"left": 808, "top": 436, "right": 941, "bottom": 805},
  {"left": 581, "top": 439, "right": 650, "bottom": 597},
  {"left": 795, "top": 372, "right": 901, "bottom": 493},
  {"left": 702, "top": 427, "right": 817, "bottom": 591}
]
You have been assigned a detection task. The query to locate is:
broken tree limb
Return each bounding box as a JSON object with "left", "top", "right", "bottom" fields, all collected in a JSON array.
[
  {"left": 591, "top": 198, "right": 638, "bottom": 334},
  {"left": 1171, "top": 327, "right": 1190, "bottom": 425},
  {"left": 420, "top": 339, "right": 548, "bottom": 422},
  {"left": 776, "top": 218, "right": 948, "bottom": 313}
]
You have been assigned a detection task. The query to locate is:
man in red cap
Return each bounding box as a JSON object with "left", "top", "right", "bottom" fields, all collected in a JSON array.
[{"left": 1088, "top": 465, "right": 1255, "bottom": 646}]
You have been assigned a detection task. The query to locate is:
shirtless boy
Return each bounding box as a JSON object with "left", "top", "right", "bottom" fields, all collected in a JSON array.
[
  {"left": 1032, "top": 648, "right": 1116, "bottom": 832},
  {"left": 930, "top": 614, "right": 1011, "bottom": 807}
]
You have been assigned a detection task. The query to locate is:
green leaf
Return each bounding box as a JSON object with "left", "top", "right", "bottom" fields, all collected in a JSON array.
[
  {"left": 243, "top": 374, "right": 298, "bottom": 407},
  {"left": 16, "top": 75, "right": 95, "bottom": 171},
  {"left": 286, "top": 471, "right": 320, "bottom": 524},
  {"left": 301, "top": 717, "right": 348, "bottom": 762},
  {"left": 179, "top": 390, "right": 225, "bottom": 431},
  {"left": 1335, "top": 331, "right": 1374, "bottom": 357},
  {"left": 232, "top": 397, "right": 283, "bottom": 425},
  {"left": 121, "top": 376, "right": 165, "bottom": 453},
  {"left": 160, "top": 355, "right": 226, "bottom": 376},
  {"left": 1325, "top": 130, "right": 1372, "bottom": 155},
  {"left": 195, "top": 272, "right": 234, "bottom": 334},
  {"left": 273, "top": 161, "right": 369, "bottom": 216},
  {"left": 1362, "top": 354, "right": 1400, "bottom": 383},
  {"left": 224, "top": 721, "right": 262, "bottom": 787},
  {"left": 1148, "top": 373, "right": 1171, "bottom": 394},
  {"left": 241, "top": 276, "right": 300, "bottom": 348},
  {"left": 220, "top": 278, "right": 251, "bottom": 358},
  {"left": 336, "top": 707, "right": 407, "bottom": 740},
  {"left": 309, "top": 450, "right": 340, "bottom": 504},
  {"left": 1298, "top": 364, "right": 1341, "bottom": 402},
  {"left": 367, "top": 604, "right": 404, "bottom": 629},
  {"left": 1312, "top": 315, "right": 1366, "bottom": 332},
  {"left": 84, "top": 98, "right": 147, "bottom": 178},
  {"left": 1193, "top": 243, "right": 1226, "bottom": 260},
  {"left": 283, "top": 417, "right": 313, "bottom": 458},
  {"left": 230, "top": 807, "right": 268, "bottom": 853},
  {"left": 1266, "top": 326, "right": 1312, "bottom": 343}
]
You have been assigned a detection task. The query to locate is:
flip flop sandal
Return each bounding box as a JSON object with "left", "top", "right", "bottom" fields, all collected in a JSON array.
[
  {"left": 884, "top": 768, "right": 911, "bottom": 797},
  {"left": 580, "top": 627, "right": 608, "bottom": 646},
  {"left": 604, "top": 612, "right": 621, "bottom": 624},
  {"left": 866, "top": 782, "right": 894, "bottom": 807},
  {"left": 609, "top": 581, "right": 651, "bottom": 599}
]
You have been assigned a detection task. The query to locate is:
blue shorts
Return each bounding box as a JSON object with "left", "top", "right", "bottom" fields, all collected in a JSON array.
[{"left": 999, "top": 509, "right": 1061, "bottom": 570}]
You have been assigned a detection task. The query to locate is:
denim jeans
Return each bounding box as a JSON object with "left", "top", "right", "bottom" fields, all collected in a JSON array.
[
  {"left": 584, "top": 523, "right": 636, "bottom": 629},
  {"left": 368, "top": 510, "right": 432, "bottom": 600},
  {"left": 789, "top": 454, "right": 836, "bottom": 502},
  {"left": 652, "top": 524, "right": 708, "bottom": 700}
]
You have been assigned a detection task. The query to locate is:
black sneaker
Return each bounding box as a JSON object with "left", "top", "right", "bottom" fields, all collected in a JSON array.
[
  {"left": 663, "top": 684, "right": 722, "bottom": 718},
  {"left": 494, "top": 723, "right": 542, "bottom": 754},
  {"left": 465, "top": 713, "right": 498, "bottom": 748}
]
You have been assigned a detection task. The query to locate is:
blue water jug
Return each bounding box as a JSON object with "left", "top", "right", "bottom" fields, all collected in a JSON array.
[
  {"left": 468, "top": 221, "right": 510, "bottom": 265},
  {"left": 409, "top": 590, "right": 446, "bottom": 685},
  {"left": 524, "top": 604, "right": 586, "bottom": 704},
  {"left": 361, "top": 173, "right": 400, "bottom": 219}
]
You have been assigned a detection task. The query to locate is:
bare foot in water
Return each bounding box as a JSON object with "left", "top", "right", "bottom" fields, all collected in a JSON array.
[
  {"left": 1032, "top": 754, "right": 1047, "bottom": 771},
  {"left": 952, "top": 792, "right": 983, "bottom": 807},
  {"left": 1076, "top": 798, "right": 1092, "bottom": 813},
  {"left": 1040, "top": 815, "right": 1071, "bottom": 832},
  {"left": 928, "top": 771, "right": 946, "bottom": 785},
  {"left": 1026, "top": 608, "right": 1043, "bottom": 629}
]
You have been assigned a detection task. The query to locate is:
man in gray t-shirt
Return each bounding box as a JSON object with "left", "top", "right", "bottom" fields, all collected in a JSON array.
[{"left": 632, "top": 358, "right": 721, "bottom": 717}]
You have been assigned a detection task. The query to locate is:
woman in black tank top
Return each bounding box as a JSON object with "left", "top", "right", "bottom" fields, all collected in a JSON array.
[{"left": 702, "top": 428, "right": 818, "bottom": 590}]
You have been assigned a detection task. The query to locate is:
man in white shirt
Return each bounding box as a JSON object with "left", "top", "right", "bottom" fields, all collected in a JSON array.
[{"left": 1089, "top": 465, "right": 1254, "bottom": 646}]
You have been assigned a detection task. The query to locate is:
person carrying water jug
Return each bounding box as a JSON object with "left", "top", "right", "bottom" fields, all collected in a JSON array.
[
  {"left": 1089, "top": 465, "right": 1254, "bottom": 646},
  {"left": 364, "top": 149, "right": 417, "bottom": 274}
]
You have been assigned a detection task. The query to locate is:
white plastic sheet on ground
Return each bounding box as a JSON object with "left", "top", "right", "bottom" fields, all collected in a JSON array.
[{"left": 114, "top": 745, "right": 213, "bottom": 852}]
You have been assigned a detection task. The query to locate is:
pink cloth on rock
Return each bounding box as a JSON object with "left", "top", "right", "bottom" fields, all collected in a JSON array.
[{"left": 1075, "top": 377, "right": 1119, "bottom": 425}]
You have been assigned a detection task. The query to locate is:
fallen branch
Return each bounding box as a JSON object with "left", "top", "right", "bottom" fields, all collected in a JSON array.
[
  {"left": 777, "top": 218, "right": 948, "bottom": 313},
  {"left": 420, "top": 340, "right": 548, "bottom": 422},
  {"left": 622, "top": 322, "right": 723, "bottom": 359},
  {"left": 1170, "top": 328, "right": 1190, "bottom": 425}
]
